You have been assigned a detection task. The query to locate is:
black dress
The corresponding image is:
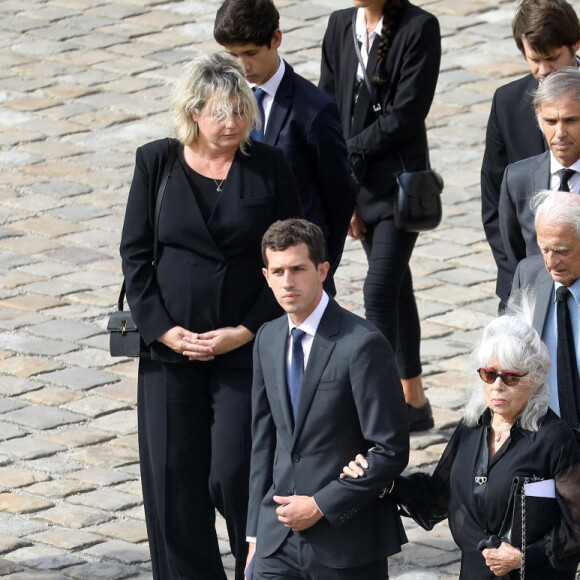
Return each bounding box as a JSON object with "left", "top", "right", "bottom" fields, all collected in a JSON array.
[{"left": 393, "top": 409, "right": 580, "bottom": 579}]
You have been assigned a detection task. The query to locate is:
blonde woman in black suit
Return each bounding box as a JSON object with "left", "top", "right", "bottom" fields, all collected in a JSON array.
[
  {"left": 120, "top": 52, "right": 300, "bottom": 580},
  {"left": 319, "top": 0, "right": 440, "bottom": 431}
]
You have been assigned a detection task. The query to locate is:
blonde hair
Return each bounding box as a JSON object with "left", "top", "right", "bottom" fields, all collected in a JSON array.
[{"left": 170, "top": 52, "right": 259, "bottom": 152}]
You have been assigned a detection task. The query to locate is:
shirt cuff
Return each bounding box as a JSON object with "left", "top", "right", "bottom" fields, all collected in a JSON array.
[{"left": 246, "top": 537, "right": 257, "bottom": 543}]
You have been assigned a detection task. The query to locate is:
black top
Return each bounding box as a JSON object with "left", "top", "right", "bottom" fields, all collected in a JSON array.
[{"left": 394, "top": 409, "right": 580, "bottom": 579}]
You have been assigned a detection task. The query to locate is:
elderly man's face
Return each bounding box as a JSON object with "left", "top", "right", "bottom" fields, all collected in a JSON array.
[
  {"left": 537, "top": 213, "right": 580, "bottom": 286},
  {"left": 539, "top": 91, "right": 580, "bottom": 167}
]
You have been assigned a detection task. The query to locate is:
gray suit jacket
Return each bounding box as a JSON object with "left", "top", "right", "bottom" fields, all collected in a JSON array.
[
  {"left": 498, "top": 151, "right": 550, "bottom": 303},
  {"left": 247, "top": 298, "right": 409, "bottom": 568},
  {"left": 511, "top": 254, "right": 552, "bottom": 334}
]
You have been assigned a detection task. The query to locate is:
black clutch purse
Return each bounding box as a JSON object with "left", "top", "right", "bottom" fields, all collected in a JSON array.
[
  {"left": 107, "top": 281, "right": 148, "bottom": 357},
  {"left": 394, "top": 169, "right": 443, "bottom": 232}
]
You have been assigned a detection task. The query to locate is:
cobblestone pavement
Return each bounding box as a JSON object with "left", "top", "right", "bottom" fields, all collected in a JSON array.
[{"left": 1, "top": 0, "right": 578, "bottom": 578}]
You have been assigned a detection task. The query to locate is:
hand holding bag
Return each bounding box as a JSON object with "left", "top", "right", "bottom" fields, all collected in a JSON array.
[{"left": 107, "top": 138, "right": 177, "bottom": 357}]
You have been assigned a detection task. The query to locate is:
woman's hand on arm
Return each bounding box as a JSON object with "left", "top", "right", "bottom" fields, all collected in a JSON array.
[
  {"left": 158, "top": 326, "right": 214, "bottom": 361},
  {"left": 339, "top": 454, "right": 368, "bottom": 479},
  {"left": 184, "top": 325, "right": 255, "bottom": 359},
  {"left": 482, "top": 542, "right": 521, "bottom": 576}
]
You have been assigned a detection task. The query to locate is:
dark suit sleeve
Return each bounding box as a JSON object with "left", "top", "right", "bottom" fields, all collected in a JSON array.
[
  {"left": 319, "top": 11, "right": 339, "bottom": 101},
  {"left": 499, "top": 164, "right": 528, "bottom": 301},
  {"left": 239, "top": 150, "right": 301, "bottom": 334},
  {"left": 120, "top": 145, "right": 175, "bottom": 345},
  {"left": 347, "top": 15, "right": 441, "bottom": 159},
  {"left": 306, "top": 101, "right": 356, "bottom": 272},
  {"left": 313, "top": 331, "right": 409, "bottom": 526},
  {"left": 246, "top": 326, "right": 276, "bottom": 537}
]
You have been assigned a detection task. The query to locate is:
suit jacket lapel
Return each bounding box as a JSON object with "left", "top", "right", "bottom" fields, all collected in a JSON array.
[
  {"left": 534, "top": 268, "right": 553, "bottom": 334},
  {"left": 271, "top": 318, "right": 295, "bottom": 438},
  {"left": 265, "top": 62, "right": 293, "bottom": 146},
  {"left": 292, "top": 300, "right": 339, "bottom": 444},
  {"left": 532, "top": 151, "right": 551, "bottom": 191}
]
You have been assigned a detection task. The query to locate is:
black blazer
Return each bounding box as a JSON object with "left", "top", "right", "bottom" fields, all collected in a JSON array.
[
  {"left": 120, "top": 138, "right": 301, "bottom": 365},
  {"left": 481, "top": 73, "right": 548, "bottom": 300},
  {"left": 319, "top": 2, "right": 441, "bottom": 224},
  {"left": 248, "top": 298, "right": 409, "bottom": 568},
  {"left": 498, "top": 151, "right": 549, "bottom": 302},
  {"left": 265, "top": 62, "right": 356, "bottom": 285}
]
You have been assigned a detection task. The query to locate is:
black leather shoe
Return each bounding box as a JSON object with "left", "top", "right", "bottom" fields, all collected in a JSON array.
[{"left": 407, "top": 399, "right": 434, "bottom": 432}]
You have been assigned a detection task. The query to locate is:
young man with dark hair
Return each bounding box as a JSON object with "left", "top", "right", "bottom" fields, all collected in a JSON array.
[
  {"left": 214, "top": 0, "right": 356, "bottom": 296},
  {"left": 481, "top": 0, "right": 580, "bottom": 306},
  {"left": 246, "top": 218, "right": 409, "bottom": 579}
]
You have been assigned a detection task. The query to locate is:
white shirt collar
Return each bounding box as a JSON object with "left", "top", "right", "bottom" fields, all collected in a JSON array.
[
  {"left": 287, "top": 291, "right": 329, "bottom": 338},
  {"left": 252, "top": 56, "right": 285, "bottom": 98},
  {"left": 355, "top": 8, "right": 383, "bottom": 44},
  {"left": 549, "top": 151, "right": 580, "bottom": 175}
]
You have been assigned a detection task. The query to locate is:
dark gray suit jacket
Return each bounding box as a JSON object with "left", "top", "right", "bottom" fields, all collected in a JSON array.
[
  {"left": 498, "top": 151, "right": 550, "bottom": 303},
  {"left": 248, "top": 298, "right": 409, "bottom": 568},
  {"left": 511, "top": 255, "right": 552, "bottom": 334}
]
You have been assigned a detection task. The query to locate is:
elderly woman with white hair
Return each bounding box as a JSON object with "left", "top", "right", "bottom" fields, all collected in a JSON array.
[
  {"left": 342, "top": 311, "right": 580, "bottom": 579},
  {"left": 120, "top": 52, "right": 300, "bottom": 580}
]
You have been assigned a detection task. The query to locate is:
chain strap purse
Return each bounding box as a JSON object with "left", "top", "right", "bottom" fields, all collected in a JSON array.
[
  {"left": 108, "top": 138, "right": 177, "bottom": 357},
  {"left": 351, "top": 11, "right": 443, "bottom": 232}
]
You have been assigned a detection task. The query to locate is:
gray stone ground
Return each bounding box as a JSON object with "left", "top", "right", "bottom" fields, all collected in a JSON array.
[{"left": 0, "top": 0, "right": 578, "bottom": 578}]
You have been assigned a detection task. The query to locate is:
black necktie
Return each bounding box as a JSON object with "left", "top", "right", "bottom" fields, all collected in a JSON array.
[
  {"left": 250, "top": 88, "right": 266, "bottom": 142},
  {"left": 558, "top": 168, "right": 576, "bottom": 192},
  {"left": 289, "top": 328, "right": 306, "bottom": 420},
  {"left": 556, "top": 286, "right": 580, "bottom": 428}
]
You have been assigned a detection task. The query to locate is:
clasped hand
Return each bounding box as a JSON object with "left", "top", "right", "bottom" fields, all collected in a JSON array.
[
  {"left": 158, "top": 325, "right": 254, "bottom": 361},
  {"left": 273, "top": 495, "right": 323, "bottom": 532},
  {"left": 482, "top": 542, "right": 522, "bottom": 576}
]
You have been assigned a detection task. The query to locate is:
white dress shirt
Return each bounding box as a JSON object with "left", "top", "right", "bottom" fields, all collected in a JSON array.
[
  {"left": 549, "top": 153, "right": 580, "bottom": 192},
  {"left": 251, "top": 56, "right": 285, "bottom": 133}
]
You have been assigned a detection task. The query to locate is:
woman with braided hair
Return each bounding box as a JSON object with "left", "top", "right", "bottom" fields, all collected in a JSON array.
[{"left": 320, "top": 0, "right": 440, "bottom": 431}]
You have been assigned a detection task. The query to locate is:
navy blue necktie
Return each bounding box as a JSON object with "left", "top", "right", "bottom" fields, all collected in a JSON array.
[
  {"left": 556, "top": 286, "right": 580, "bottom": 428},
  {"left": 289, "top": 328, "right": 306, "bottom": 420},
  {"left": 559, "top": 168, "right": 576, "bottom": 192},
  {"left": 250, "top": 88, "right": 266, "bottom": 142}
]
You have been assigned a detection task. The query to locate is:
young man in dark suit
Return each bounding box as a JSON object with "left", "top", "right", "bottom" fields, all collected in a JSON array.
[
  {"left": 214, "top": 0, "right": 356, "bottom": 296},
  {"left": 246, "top": 219, "right": 409, "bottom": 579},
  {"left": 481, "top": 0, "right": 580, "bottom": 306}
]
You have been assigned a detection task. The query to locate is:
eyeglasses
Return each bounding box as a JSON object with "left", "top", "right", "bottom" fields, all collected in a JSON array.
[{"left": 477, "top": 368, "right": 529, "bottom": 387}]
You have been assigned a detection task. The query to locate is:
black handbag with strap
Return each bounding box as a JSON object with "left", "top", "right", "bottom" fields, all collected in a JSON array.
[
  {"left": 351, "top": 11, "right": 443, "bottom": 232},
  {"left": 108, "top": 138, "right": 177, "bottom": 357}
]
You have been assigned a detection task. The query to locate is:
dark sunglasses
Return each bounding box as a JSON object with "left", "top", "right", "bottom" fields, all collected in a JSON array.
[{"left": 477, "top": 368, "right": 529, "bottom": 387}]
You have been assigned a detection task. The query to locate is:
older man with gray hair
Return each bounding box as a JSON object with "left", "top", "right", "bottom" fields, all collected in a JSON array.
[
  {"left": 512, "top": 190, "right": 580, "bottom": 429},
  {"left": 499, "top": 66, "right": 580, "bottom": 303}
]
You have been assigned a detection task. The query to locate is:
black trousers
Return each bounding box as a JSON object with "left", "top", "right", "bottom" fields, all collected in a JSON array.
[
  {"left": 253, "top": 531, "right": 388, "bottom": 579},
  {"left": 361, "top": 217, "right": 422, "bottom": 379},
  {"left": 138, "top": 358, "right": 252, "bottom": 580}
]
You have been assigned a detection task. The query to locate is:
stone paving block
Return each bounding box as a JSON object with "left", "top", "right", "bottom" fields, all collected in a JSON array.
[
  {"left": 0, "top": 398, "right": 26, "bottom": 414},
  {"left": 41, "top": 246, "right": 111, "bottom": 266},
  {"left": 61, "top": 560, "right": 139, "bottom": 580},
  {"left": 91, "top": 379, "right": 137, "bottom": 405},
  {"left": 57, "top": 346, "right": 115, "bottom": 369},
  {"left": 0, "top": 558, "right": 23, "bottom": 575},
  {"left": 0, "top": 571, "right": 70, "bottom": 580},
  {"left": 67, "top": 444, "right": 138, "bottom": 469},
  {"left": 68, "top": 467, "right": 135, "bottom": 487},
  {"left": 0, "top": 534, "right": 30, "bottom": 554},
  {"left": 2, "top": 405, "right": 84, "bottom": 430},
  {"left": 25, "top": 479, "right": 95, "bottom": 500},
  {"left": 67, "top": 488, "right": 141, "bottom": 512},
  {"left": 19, "top": 387, "right": 82, "bottom": 407},
  {"left": 0, "top": 493, "right": 53, "bottom": 514},
  {"left": 89, "top": 519, "right": 147, "bottom": 543},
  {"left": 1, "top": 356, "right": 64, "bottom": 379},
  {"left": 0, "top": 437, "right": 66, "bottom": 460},
  {"left": 26, "top": 528, "right": 103, "bottom": 551},
  {"left": 3, "top": 545, "right": 85, "bottom": 570},
  {"left": 90, "top": 409, "right": 137, "bottom": 435},
  {"left": 35, "top": 503, "right": 112, "bottom": 529},
  {"left": 62, "top": 395, "right": 130, "bottom": 418},
  {"left": 109, "top": 433, "right": 139, "bottom": 452},
  {"left": 39, "top": 426, "right": 114, "bottom": 449},
  {"left": 0, "top": 270, "right": 41, "bottom": 290},
  {"left": 25, "top": 456, "right": 85, "bottom": 477},
  {"left": 40, "top": 367, "right": 119, "bottom": 391},
  {"left": 0, "top": 467, "right": 50, "bottom": 489},
  {"left": 83, "top": 538, "right": 150, "bottom": 564},
  {"left": 8, "top": 338, "right": 79, "bottom": 357},
  {"left": 429, "top": 308, "right": 494, "bottom": 331},
  {"left": 0, "top": 420, "right": 29, "bottom": 441},
  {"left": 0, "top": 294, "right": 66, "bottom": 313}
]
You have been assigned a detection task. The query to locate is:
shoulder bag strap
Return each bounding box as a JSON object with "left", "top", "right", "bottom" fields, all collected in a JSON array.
[
  {"left": 352, "top": 10, "right": 381, "bottom": 115},
  {"left": 118, "top": 137, "right": 177, "bottom": 310}
]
